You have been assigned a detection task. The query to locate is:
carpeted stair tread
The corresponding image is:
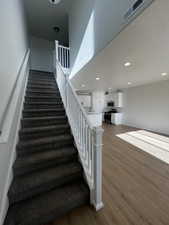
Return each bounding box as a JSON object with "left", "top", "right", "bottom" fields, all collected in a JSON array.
[
  {"left": 25, "top": 95, "right": 62, "bottom": 100},
  {"left": 21, "top": 116, "right": 68, "bottom": 129},
  {"left": 28, "top": 80, "right": 56, "bottom": 85},
  {"left": 14, "top": 147, "right": 77, "bottom": 174},
  {"left": 29, "top": 73, "right": 54, "bottom": 78},
  {"left": 24, "top": 105, "right": 63, "bottom": 110},
  {"left": 9, "top": 162, "right": 82, "bottom": 204},
  {"left": 30, "top": 70, "right": 53, "bottom": 75},
  {"left": 23, "top": 108, "right": 65, "bottom": 118},
  {"left": 26, "top": 89, "right": 60, "bottom": 94},
  {"left": 17, "top": 134, "right": 73, "bottom": 149},
  {"left": 19, "top": 124, "right": 70, "bottom": 141},
  {"left": 20, "top": 124, "right": 69, "bottom": 135},
  {"left": 24, "top": 102, "right": 63, "bottom": 110},
  {"left": 28, "top": 77, "right": 55, "bottom": 82},
  {"left": 23, "top": 108, "right": 65, "bottom": 113},
  {"left": 24, "top": 101, "right": 63, "bottom": 106},
  {"left": 4, "top": 70, "right": 89, "bottom": 225},
  {"left": 6, "top": 181, "right": 89, "bottom": 225},
  {"left": 22, "top": 115, "right": 67, "bottom": 123},
  {"left": 27, "top": 84, "right": 57, "bottom": 88}
]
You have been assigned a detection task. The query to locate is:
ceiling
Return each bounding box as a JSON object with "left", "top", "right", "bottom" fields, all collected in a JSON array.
[
  {"left": 24, "top": 0, "right": 72, "bottom": 45},
  {"left": 71, "top": 0, "right": 169, "bottom": 91}
]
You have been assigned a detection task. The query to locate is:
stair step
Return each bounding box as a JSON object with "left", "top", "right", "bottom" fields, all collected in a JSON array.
[
  {"left": 19, "top": 124, "right": 70, "bottom": 140},
  {"left": 14, "top": 147, "right": 77, "bottom": 176},
  {"left": 30, "top": 70, "right": 53, "bottom": 76},
  {"left": 29, "top": 72, "right": 54, "bottom": 77},
  {"left": 27, "top": 84, "right": 57, "bottom": 90},
  {"left": 28, "top": 76, "right": 55, "bottom": 82},
  {"left": 4, "top": 70, "right": 89, "bottom": 225},
  {"left": 28, "top": 80, "right": 56, "bottom": 85},
  {"left": 26, "top": 89, "right": 59, "bottom": 94},
  {"left": 9, "top": 162, "right": 82, "bottom": 204},
  {"left": 17, "top": 135, "right": 74, "bottom": 155},
  {"left": 23, "top": 108, "right": 65, "bottom": 118},
  {"left": 5, "top": 182, "right": 89, "bottom": 225},
  {"left": 24, "top": 101, "right": 63, "bottom": 110},
  {"left": 26, "top": 92, "right": 60, "bottom": 98},
  {"left": 25, "top": 95, "right": 62, "bottom": 103},
  {"left": 21, "top": 116, "right": 67, "bottom": 128}
]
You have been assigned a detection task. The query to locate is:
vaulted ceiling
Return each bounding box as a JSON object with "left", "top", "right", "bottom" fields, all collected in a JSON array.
[
  {"left": 24, "top": 0, "right": 72, "bottom": 45},
  {"left": 71, "top": 0, "right": 169, "bottom": 91}
]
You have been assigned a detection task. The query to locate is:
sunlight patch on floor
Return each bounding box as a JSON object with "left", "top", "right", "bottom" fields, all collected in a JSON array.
[{"left": 117, "top": 130, "right": 169, "bottom": 164}]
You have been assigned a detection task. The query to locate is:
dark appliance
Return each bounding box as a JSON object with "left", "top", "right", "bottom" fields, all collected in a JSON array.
[
  {"left": 104, "top": 109, "right": 117, "bottom": 124},
  {"left": 107, "top": 101, "right": 114, "bottom": 107}
]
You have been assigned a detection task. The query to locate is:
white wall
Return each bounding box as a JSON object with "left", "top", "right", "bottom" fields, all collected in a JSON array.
[
  {"left": 69, "top": 0, "right": 94, "bottom": 76},
  {"left": 78, "top": 95, "right": 91, "bottom": 108},
  {"left": 69, "top": 0, "right": 137, "bottom": 77},
  {"left": 0, "top": 0, "right": 28, "bottom": 223},
  {"left": 123, "top": 80, "right": 169, "bottom": 135},
  {"left": 92, "top": 91, "right": 105, "bottom": 113},
  {"left": 30, "top": 36, "right": 54, "bottom": 72},
  {"left": 0, "top": 0, "right": 28, "bottom": 130}
]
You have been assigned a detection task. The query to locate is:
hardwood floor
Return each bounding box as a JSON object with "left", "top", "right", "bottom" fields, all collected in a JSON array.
[{"left": 50, "top": 124, "right": 169, "bottom": 225}]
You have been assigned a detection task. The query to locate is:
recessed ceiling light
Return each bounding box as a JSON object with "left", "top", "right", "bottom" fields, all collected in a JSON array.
[
  {"left": 161, "top": 72, "right": 168, "bottom": 76},
  {"left": 124, "top": 62, "right": 131, "bottom": 67},
  {"left": 128, "top": 82, "right": 132, "bottom": 85},
  {"left": 108, "top": 88, "right": 112, "bottom": 90},
  {"left": 81, "top": 84, "right": 85, "bottom": 88},
  {"left": 96, "top": 77, "right": 100, "bottom": 81}
]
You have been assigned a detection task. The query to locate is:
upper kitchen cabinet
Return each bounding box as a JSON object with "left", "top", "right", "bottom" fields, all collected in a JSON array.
[{"left": 115, "top": 92, "right": 123, "bottom": 108}]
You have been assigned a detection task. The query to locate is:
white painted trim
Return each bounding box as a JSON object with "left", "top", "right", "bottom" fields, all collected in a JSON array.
[
  {"left": 95, "top": 202, "right": 104, "bottom": 211},
  {"left": 0, "top": 50, "right": 30, "bottom": 225},
  {"left": 55, "top": 58, "right": 104, "bottom": 211}
]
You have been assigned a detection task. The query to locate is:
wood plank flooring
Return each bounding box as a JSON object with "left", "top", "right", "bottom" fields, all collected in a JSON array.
[{"left": 49, "top": 124, "right": 169, "bottom": 225}]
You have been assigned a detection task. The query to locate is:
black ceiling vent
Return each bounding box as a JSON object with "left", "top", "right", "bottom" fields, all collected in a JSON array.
[{"left": 124, "top": 0, "right": 154, "bottom": 20}]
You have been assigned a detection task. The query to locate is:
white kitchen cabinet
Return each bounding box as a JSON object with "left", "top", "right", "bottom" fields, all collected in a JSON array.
[
  {"left": 115, "top": 92, "right": 123, "bottom": 107},
  {"left": 87, "top": 113, "right": 102, "bottom": 127},
  {"left": 111, "top": 113, "right": 123, "bottom": 125}
]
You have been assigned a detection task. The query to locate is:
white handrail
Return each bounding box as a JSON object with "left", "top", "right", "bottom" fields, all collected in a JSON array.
[
  {"left": 55, "top": 49, "right": 104, "bottom": 211},
  {"left": 0, "top": 50, "right": 30, "bottom": 135}
]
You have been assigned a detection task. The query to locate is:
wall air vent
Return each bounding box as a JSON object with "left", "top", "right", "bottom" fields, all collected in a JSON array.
[{"left": 124, "top": 0, "right": 154, "bottom": 20}]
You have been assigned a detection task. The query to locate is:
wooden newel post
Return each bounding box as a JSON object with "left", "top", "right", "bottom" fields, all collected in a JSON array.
[{"left": 91, "top": 126, "right": 104, "bottom": 211}]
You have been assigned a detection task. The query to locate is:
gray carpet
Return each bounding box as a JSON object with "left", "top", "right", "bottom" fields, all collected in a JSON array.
[{"left": 4, "top": 70, "right": 89, "bottom": 225}]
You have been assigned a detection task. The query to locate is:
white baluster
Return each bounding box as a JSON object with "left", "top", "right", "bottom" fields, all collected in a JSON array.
[{"left": 55, "top": 55, "right": 103, "bottom": 211}]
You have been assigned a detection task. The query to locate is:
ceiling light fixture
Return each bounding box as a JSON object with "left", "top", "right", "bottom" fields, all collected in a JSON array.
[
  {"left": 53, "top": 26, "right": 60, "bottom": 33},
  {"left": 161, "top": 72, "right": 168, "bottom": 76},
  {"left": 49, "top": 0, "right": 61, "bottom": 5},
  {"left": 128, "top": 82, "right": 132, "bottom": 85},
  {"left": 124, "top": 62, "right": 131, "bottom": 67},
  {"left": 96, "top": 77, "right": 100, "bottom": 81},
  {"left": 81, "top": 84, "right": 85, "bottom": 88}
]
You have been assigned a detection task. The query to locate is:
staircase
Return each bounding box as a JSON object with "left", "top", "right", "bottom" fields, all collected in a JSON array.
[{"left": 4, "top": 70, "right": 89, "bottom": 225}]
